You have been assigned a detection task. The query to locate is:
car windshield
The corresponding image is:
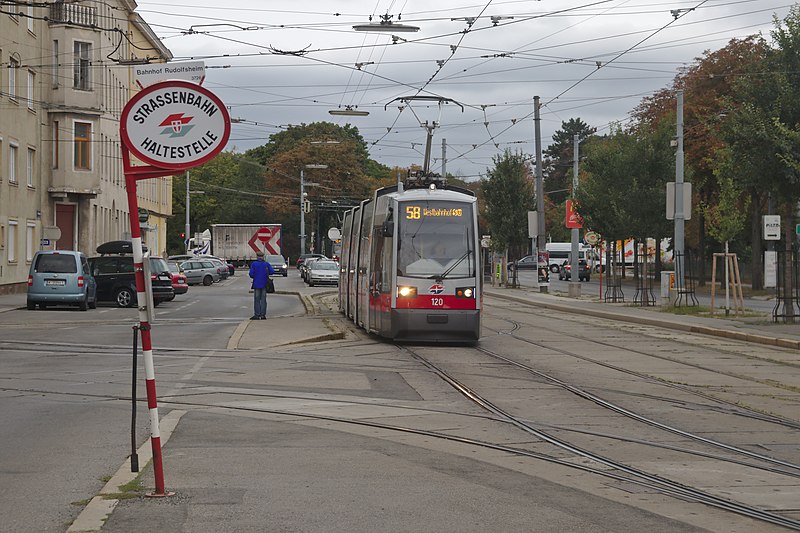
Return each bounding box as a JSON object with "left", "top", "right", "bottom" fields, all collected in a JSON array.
[
  {"left": 167, "top": 262, "right": 181, "bottom": 273},
  {"left": 265, "top": 255, "right": 285, "bottom": 264},
  {"left": 312, "top": 262, "right": 338, "bottom": 271}
]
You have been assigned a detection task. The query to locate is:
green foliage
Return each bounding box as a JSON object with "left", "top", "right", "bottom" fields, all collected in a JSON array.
[
  {"left": 480, "top": 150, "right": 536, "bottom": 256},
  {"left": 701, "top": 168, "right": 750, "bottom": 244},
  {"left": 577, "top": 121, "right": 674, "bottom": 242}
]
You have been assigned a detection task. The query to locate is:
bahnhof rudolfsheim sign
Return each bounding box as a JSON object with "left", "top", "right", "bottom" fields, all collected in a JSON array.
[{"left": 121, "top": 80, "right": 230, "bottom": 171}]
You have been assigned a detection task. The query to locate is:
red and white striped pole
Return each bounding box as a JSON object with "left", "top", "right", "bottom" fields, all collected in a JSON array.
[{"left": 125, "top": 174, "right": 170, "bottom": 497}]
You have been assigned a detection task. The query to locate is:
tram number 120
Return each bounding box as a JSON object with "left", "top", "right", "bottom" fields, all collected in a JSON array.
[{"left": 430, "top": 297, "right": 444, "bottom": 307}]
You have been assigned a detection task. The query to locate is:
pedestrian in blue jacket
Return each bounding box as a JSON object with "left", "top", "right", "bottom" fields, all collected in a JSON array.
[{"left": 249, "top": 251, "right": 275, "bottom": 320}]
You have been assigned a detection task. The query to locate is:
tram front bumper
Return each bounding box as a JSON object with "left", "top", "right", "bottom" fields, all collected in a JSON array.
[{"left": 390, "top": 309, "right": 480, "bottom": 343}]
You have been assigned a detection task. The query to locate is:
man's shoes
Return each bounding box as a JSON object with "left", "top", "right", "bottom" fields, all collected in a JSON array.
[
  {"left": 259, "top": 316, "right": 267, "bottom": 320},
  {"left": 250, "top": 316, "right": 259, "bottom": 320}
]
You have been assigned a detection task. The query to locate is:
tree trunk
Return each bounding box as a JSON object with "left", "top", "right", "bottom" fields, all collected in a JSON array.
[
  {"left": 750, "top": 189, "right": 764, "bottom": 291},
  {"left": 696, "top": 185, "right": 709, "bottom": 287},
  {"left": 781, "top": 202, "right": 795, "bottom": 323}
]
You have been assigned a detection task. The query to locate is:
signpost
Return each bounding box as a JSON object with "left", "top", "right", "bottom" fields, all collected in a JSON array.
[{"left": 120, "top": 79, "right": 230, "bottom": 497}]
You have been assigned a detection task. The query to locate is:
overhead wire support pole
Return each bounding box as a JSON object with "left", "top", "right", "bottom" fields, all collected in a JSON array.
[
  {"left": 675, "top": 90, "right": 685, "bottom": 287},
  {"left": 571, "top": 134, "right": 580, "bottom": 297},
  {"left": 534, "top": 96, "right": 547, "bottom": 293}
]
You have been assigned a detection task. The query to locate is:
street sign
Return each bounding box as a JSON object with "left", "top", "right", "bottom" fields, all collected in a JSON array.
[
  {"left": 40, "top": 238, "right": 50, "bottom": 246},
  {"left": 763, "top": 215, "right": 780, "bottom": 240},
  {"left": 796, "top": 223, "right": 800, "bottom": 235},
  {"left": 585, "top": 231, "right": 600, "bottom": 245},
  {"left": 120, "top": 80, "right": 230, "bottom": 171},
  {"left": 527, "top": 211, "right": 538, "bottom": 239},
  {"left": 327, "top": 227, "right": 341, "bottom": 241},
  {"left": 666, "top": 182, "right": 693, "bottom": 220},
  {"left": 138, "top": 208, "right": 149, "bottom": 223},
  {"left": 135, "top": 61, "right": 206, "bottom": 88}
]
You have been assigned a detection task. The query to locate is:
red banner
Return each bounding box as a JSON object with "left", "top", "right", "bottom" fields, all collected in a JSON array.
[{"left": 566, "top": 200, "right": 583, "bottom": 229}]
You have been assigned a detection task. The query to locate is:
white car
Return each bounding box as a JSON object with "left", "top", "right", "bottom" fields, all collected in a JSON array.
[{"left": 306, "top": 260, "right": 339, "bottom": 286}]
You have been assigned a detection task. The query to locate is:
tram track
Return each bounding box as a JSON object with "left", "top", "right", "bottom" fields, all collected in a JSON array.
[
  {"left": 398, "top": 344, "right": 800, "bottom": 530},
  {"left": 482, "top": 309, "right": 800, "bottom": 430}
]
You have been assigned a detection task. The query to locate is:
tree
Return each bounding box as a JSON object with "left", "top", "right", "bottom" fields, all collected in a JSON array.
[
  {"left": 480, "top": 150, "right": 536, "bottom": 260},
  {"left": 167, "top": 151, "right": 268, "bottom": 254},
  {"left": 633, "top": 36, "right": 768, "bottom": 286},
  {"left": 543, "top": 118, "right": 596, "bottom": 237},
  {"left": 577, "top": 120, "right": 674, "bottom": 273}
]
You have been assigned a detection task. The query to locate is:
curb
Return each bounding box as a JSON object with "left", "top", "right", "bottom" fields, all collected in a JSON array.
[
  {"left": 486, "top": 289, "right": 800, "bottom": 350},
  {"left": 67, "top": 410, "right": 186, "bottom": 532}
]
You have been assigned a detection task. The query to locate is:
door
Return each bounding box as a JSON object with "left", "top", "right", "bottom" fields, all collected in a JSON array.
[{"left": 56, "top": 204, "right": 75, "bottom": 250}]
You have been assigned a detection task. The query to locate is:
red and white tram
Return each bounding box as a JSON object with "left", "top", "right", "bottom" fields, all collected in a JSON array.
[{"left": 339, "top": 178, "right": 481, "bottom": 343}]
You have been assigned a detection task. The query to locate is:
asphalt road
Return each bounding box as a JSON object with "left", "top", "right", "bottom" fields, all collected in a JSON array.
[{"left": 0, "top": 273, "right": 305, "bottom": 532}]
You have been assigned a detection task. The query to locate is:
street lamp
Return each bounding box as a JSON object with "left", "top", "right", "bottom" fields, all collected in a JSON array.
[
  {"left": 300, "top": 164, "right": 327, "bottom": 255},
  {"left": 353, "top": 14, "right": 419, "bottom": 32}
]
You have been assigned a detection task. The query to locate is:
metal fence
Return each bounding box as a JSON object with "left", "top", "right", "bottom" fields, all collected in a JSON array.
[{"left": 774, "top": 246, "right": 800, "bottom": 323}]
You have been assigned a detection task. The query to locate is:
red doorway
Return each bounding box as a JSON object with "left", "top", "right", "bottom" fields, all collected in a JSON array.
[{"left": 56, "top": 204, "right": 75, "bottom": 250}]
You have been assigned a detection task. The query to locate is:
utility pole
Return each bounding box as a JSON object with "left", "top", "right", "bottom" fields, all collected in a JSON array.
[
  {"left": 300, "top": 168, "right": 306, "bottom": 255},
  {"left": 571, "top": 134, "right": 580, "bottom": 297},
  {"left": 442, "top": 138, "right": 447, "bottom": 178},
  {"left": 534, "top": 96, "right": 547, "bottom": 293},
  {"left": 675, "top": 90, "right": 685, "bottom": 286},
  {"left": 184, "top": 170, "right": 190, "bottom": 253}
]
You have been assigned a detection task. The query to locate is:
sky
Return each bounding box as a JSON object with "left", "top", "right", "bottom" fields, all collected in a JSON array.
[{"left": 135, "top": 0, "right": 795, "bottom": 181}]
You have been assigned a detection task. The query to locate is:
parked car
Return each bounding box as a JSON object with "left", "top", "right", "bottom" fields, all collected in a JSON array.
[
  {"left": 296, "top": 253, "right": 327, "bottom": 269},
  {"left": 89, "top": 247, "right": 174, "bottom": 308},
  {"left": 508, "top": 255, "right": 538, "bottom": 270},
  {"left": 300, "top": 256, "right": 324, "bottom": 282},
  {"left": 558, "top": 259, "right": 591, "bottom": 281},
  {"left": 180, "top": 259, "right": 221, "bottom": 286},
  {"left": 306, "top": 259, "right": 339, "bottom": 286},
  {"left": 264, "top": 254, "right": 288, "bottom": 277},
  {"left": 166, "top": 261, "right": 189, "bottom": 297},
  {"left": 205, "top": 257, "right": 230, "bottom": 280},
  {"left": 27, "top": 250, "right": 97, "bottom": 311}
]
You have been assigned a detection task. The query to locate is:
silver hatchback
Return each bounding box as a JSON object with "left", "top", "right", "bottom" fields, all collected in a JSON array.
[{"left": 27, "top": 250, "right": 97, "bottom": 311}]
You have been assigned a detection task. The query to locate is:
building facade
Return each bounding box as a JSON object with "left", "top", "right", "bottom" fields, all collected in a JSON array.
[{"left": 0, "top": 0, "right": 172, "bottom": 294}]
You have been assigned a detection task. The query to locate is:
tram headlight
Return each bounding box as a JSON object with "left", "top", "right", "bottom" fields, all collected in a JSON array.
[
  {"left": 397, "top": 286, "right": 417, "bottom": 298},
  {"left": 456, "top": 286, "right": 475, "bottom": 298}
]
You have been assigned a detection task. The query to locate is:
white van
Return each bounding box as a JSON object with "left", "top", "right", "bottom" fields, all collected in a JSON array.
[{"left": 545, "top": 242, "right": 597, "bottom": 273}]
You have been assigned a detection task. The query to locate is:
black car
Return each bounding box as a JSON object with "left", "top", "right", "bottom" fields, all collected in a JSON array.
[
  {"left": 558, "top": 259, "right": 591, "bottom": 282},
  {"left": 89, "top": 242, "right": 174, "bottom": 307},
  {"left": 265, "top": 255, "right": 289, "bottom": 277}
]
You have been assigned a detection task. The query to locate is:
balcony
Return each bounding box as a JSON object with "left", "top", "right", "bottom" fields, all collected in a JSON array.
[{"left": 49, "top": 2, "right": 97, "bottom": 27}]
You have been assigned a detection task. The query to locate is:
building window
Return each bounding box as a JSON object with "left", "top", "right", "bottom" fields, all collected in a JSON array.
[
  {"left": 26, "top": 223, "right": 35, "bottom": 262},
  {"left": 9, "top": 57, "right": 18, "bottom": 100},
  {"left": 53, "top": 122, "right": 59, "bottom": 169},
  {"left": 27, "top": 70, "right": 34, "bottom": 110},
  {"left": 27, "top": 4, "right": 33, "bottom": 33},
  {"left": 27, "top": 147, "right": 34, "bottom": 187},
  {"left": 9, "top": 143, "right": 18, "bottom": 183},
  {"left": 74, "top": 122, "right": 91, "bottom": 170},
  {"left": 52, "top": 40, "right": 59, "bottom": 87},
  {"left": 73, "top": 41, "right": 91, "bottom": 90},
  {"left": 8, "top": 221, "right": 18, "bottom": 263}
]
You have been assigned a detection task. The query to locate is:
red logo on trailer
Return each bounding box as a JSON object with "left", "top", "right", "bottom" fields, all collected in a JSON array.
[
  {"left": 247, "top": 226, "right": 281, "bottom": 255},
  {"left": 428, "top": 284, "right": 445, "bottom": 295}
]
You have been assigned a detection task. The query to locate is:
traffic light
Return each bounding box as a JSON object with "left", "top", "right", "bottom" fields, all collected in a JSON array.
[
  {"left": 304, "top": 199, "right": 311, "bottom": 213},
  {"left": 180, "top": 232, "right": 185, "bottom": 239}
]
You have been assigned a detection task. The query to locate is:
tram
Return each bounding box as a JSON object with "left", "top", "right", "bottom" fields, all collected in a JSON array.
[{"left": 338, "top": 175, "right": 481, "bottom": 343}]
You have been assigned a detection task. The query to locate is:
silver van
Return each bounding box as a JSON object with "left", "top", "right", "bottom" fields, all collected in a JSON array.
[{"left": 27, "top": 250, "right": 97, "bottom": 311}]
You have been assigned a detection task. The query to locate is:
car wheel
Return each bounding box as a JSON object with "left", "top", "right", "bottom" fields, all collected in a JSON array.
[
  {"left": 115, "top": 287, "right": 136, "bottom": 308},
  {"left": 203, "top": 275, "right": 213, "bottom": 286},
  {"left": 27, "top": 301, "right": 35, "bottom": 310},
  {"left": 283, "top": 272, "right": 288, "bottom": 277},
  {"left": 79, "top": 294, "right": 88, "bottom": 311},
  {"left": 309, "top": 281, "right": 315, "bottom": 287}
]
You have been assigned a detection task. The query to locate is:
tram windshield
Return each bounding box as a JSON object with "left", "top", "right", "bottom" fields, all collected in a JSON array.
[{"left": 397, "top": 200, "right": 476, "bottom": 279}]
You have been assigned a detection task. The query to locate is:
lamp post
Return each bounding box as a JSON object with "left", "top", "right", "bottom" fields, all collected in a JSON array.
[
  {"left": 300, "top": 164, "right": 327, "bottom": 255},
  {"left": 184, "top": 170, "right": 204, "bottom": 253}
]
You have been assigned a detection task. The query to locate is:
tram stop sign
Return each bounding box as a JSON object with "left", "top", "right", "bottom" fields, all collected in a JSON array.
[{"left": 120, "top": 79, "right": 230, "bottom": 172}]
